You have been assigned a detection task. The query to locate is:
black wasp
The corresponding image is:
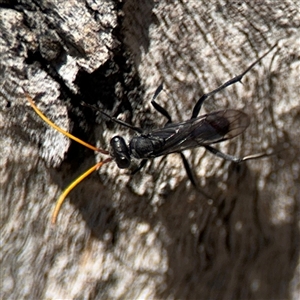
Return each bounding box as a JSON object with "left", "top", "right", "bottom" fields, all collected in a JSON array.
[{"left": 26, "top": 44, "right": 276, "bottom": 223}]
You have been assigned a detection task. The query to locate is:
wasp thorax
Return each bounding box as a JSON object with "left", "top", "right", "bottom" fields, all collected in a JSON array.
[{"left": 129, "top": 136, "right": 155, "bottom": 159}]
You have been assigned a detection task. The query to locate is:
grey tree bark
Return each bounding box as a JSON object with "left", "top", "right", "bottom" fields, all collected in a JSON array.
[{"left": 1, "top": 1, "right": 299, "bottom": 299}]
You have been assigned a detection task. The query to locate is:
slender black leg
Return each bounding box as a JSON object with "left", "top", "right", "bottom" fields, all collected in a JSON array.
[
  {"left": 204, "top": 145, "right": 273, "bottom": 162},
  {"left": 81, "top": 102, "right": 143, "bottom": 133},
  {"left": 191, "top": 44, "right": 277, "bottom": 119},
  {"left": 131, "top": 159, "right": 148, "bottom": 175},
  {"left": 152, "top": 83, "right": 164, "bottom": 100},
  {"left": 180, "top": 152, "right": 197, "bottom": 187},
  {"left": 204, "top": 145, "right": 242, "bottom": 162},
  {"left": 151, "top": 84, "right": 173, "bottom": 124},
  {"left": 180, "top": 152, "right": 212, "bottom": 199}
]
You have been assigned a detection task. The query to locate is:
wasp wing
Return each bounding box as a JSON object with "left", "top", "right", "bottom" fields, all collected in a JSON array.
[{"left": 149, "top": 109, "right": 250, "bottom": 156}]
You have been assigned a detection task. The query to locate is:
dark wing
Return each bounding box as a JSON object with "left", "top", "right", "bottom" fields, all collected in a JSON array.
[{"left": 149, "top": 109, "right": 250, "bottom": 156}]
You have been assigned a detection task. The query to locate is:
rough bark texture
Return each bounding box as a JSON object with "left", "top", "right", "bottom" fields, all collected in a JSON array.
[{"left": 1, "top": 1, "right": 299, "bottom": 299}]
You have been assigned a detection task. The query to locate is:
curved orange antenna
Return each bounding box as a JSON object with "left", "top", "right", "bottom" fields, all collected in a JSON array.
[
  {"left": 26, "top": 93, "right": 109, "bottom": 155},
  {"left": 51, "top": 157, "right": 113, "bottom": 224},
  {"left": 26, "top": 93, "right": 113, "bottom": 224}
]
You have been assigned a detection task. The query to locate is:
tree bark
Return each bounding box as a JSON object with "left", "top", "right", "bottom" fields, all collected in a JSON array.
[{"left": 1, "top": 1, "right": 299, "bottom": 299}]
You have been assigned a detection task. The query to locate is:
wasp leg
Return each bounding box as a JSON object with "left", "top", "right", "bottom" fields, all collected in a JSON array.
[
  {"left": 204, "top": 145, "right": 244, "bottom": 162},
  {"left": 191, "top": 44, "right": 277, "bottom": 119},
  {"left": 180, "top": 152, "right": 197, "bottom": 186},
  {"left": 205, "top": 145, "right": 274, "bottom": 162},
  {"left": 151, "top": 84, "right": 173, "bottom": 124},
  {"left": 131, "top": 159, "right": 148, "bottom": 175},
  {"left": 81, "top": 102, "right": 143, "bottom": 133},
  {"left": 180, "top": 152, "right": 212, "bottom": 199}
]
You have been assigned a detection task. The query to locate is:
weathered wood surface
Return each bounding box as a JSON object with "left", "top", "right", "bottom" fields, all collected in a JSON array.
[{"left": 1, "top": 1, "right": 299, "bottom": 299}]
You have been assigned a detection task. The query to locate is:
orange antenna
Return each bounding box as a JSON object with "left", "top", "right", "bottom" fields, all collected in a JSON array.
[
  {"left": 51, "top": 157, "right": 112, "bottom": 224},
  {"left": 26, "top": 94, "right": 109, "bottom": 155},
  {"left": 26, "top": 94, "right": 112, "bottom": 223}
]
